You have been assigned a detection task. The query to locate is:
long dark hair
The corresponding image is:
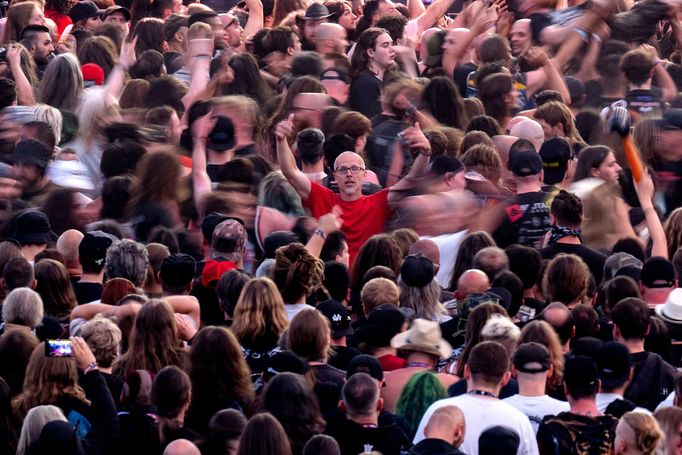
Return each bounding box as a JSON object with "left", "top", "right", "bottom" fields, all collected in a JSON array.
[
  {"left": 217, "top": 53, "right": 272, "bottom": 105},
  {"left": 422, "top": 76, "right": 468, "bottom": 129},
  {"left": 448, "top": 231, "right": 496, "bottom": 291},
  {"left": 151, "top": 365, "right": 191, "bottom": 445},
  {"left": 574, "top": 145, "right": 611, "bottom": 182},
  {"left": 479, "top": 72, "right": 513, "bottom": 126},
  {"left": 350, "top": 27, "right": 388, "bottom": 77},
  {"left": 350, "top": 234, "right": 402, "bottom": 293}
]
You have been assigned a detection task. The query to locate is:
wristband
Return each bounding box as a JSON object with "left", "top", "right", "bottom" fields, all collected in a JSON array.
[
  {"left": 313, "top": 228, "right": 327, "bottom": 239},
  {"left": 84, "top": 361, "right": 99, "bottom": 374}
]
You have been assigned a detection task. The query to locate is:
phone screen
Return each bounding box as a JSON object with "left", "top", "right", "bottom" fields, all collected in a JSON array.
[{"left": 45, "top": 339, "right": 73, "bottom": 357}]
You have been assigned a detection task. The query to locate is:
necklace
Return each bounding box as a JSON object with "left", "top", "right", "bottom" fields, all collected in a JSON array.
[
  {"left": 406, "top": 362, "right": 433, "bottom": 369},
  {"left": 467, "top": 389, "right": 498, "bottom": 398}
]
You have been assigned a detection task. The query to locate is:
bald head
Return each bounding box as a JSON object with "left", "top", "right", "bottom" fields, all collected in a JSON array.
[
  {"left": 509, "top": 118, "right": 544, "bottom": 153},
  {"left": 409, "top": 239, "right": 440, "bottom": 269},
  {"left": 315, "top": 22, "right": 348, "bottom": 53},
  {"left": 334, "top": 151, "right": 365, "bottom": 170},
  {"left": 457, "top": 269, "right": 490, "bottom": 298},
  {"left": 163, "top": 439, "right": 201, "bottom": 455},
  {"left": 425, "top": 405, "right": 466, "bottom": 447},
  {"left": 57, "top": 229, "right": 84, "bottom": 264},
  {"left": 510, "top": 19, "right": 531, "bottom": 56},
  {"left": 420, "top": 27, "right": 439, "bottom": 61}
]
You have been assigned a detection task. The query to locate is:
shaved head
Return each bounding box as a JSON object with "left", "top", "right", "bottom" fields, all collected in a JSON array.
[
  {"left": 457, "top": 269, "right": 490, "bottom": 297},
  {"left": 509, "top": 118, "right": 544, "bottom": 153},
  {"left": 409, "top": 239, "right": 440, "bottom": 268}
]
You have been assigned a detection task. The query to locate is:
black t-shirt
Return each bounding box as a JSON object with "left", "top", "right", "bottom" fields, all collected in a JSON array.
[
  {"left": 492, "top": 191, "right": 551, "bottom": 249},
  {"left": 73, "top": 281, "right": 103, "bottom": 305},
  {"left": 349, "top": 71, "right": 382, "bottom": 119},
  {"left": 328, "top": 345, "right": 361, "bottom": 371},
  {"left": 541, "top": 242, "right": 607, "bottom": 285}
]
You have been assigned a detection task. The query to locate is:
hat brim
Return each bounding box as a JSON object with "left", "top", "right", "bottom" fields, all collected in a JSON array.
[
  {"left": 104, "top": 7, "right": 130, "bottom": 20},
  {"left": 304, "top": 13, "right": 333, "bottom": 20},
  {"left": 391, "top": 330, "right": 452, "bottom": 358},
  {"left": 331, "top": 325, "right": 354, "bottom": 339},
  {"left": 600, "top": 374, "right": 630, "bottom": 391},
  {"left": 655, "top": 304, "right": 682, "bottom": 325},
  {"left": 13, "top": 231, "right": 58, "bottom": 244}
]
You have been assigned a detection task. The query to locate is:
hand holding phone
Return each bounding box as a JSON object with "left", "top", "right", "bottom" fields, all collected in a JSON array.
[{"left": 45, "top": 339, "right": 73, "bottom": 357}]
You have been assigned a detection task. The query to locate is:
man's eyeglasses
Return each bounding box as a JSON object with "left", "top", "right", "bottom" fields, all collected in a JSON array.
[{"left": 334, "top": 166, "right": 365, "bottom": 175}]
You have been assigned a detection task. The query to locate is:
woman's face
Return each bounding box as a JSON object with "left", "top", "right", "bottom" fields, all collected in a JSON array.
[
  {"left": 28, "top": 7, "right": 46, "bottom": 26},
  {"left": 338, "top": 5, "right": 356, "bottom": 31},
  {"left": 592, "top": 152, "right": 622, "bottom": 183},
  {"left": 668, "top": 423, "right": 682, "bottom": 455}
]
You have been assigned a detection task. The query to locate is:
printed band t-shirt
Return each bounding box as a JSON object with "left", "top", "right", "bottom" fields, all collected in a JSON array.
[{"left": 304, "top": 182, "right": 391, "bottom": 265}]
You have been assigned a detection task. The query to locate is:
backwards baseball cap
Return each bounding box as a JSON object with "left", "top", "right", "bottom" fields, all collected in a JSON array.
[
  {"left": 563, "top": 355, "right": 599, "bottom": 390},
  {"left": 346, "top": 354, "right": 384, "bottom": 381},
  {"left": 539, "top": 137, "right": 571, "bottom": 185},
  {"left": 603, "top": 252, "right": 643, "bottom": 282},
  {"left": 513, "top": 342, "right": 550, "bottom": 373},
  {"left": 79, "top": 230, "right": 116, "bottom": 270},
  {"left": 400, "top": 255, "right": 436, "bottom": 288},
  {"left": 207, "top": 116, "right": 236, "bottom": 151},
  {"left": 424, "top": 30, "right": 446, "bottom": 67},
  {"left": 69, "top": 1, "right": 104, "bottom": 23},
  {"left": 478, "top": 426, "right": 520, "bottom": 455},
  {"left": 428, "top": 155, "right": 464, "bottom": 177},
  {"left": 211, "top": 218, "right": 247, "bottom": 260},
  {"left": 597, "top": 342, "right": 631, "bottom": 390},
  {"left": 13, "top": 139, "right": 52, "bottom": 169},
  {"left": 81, "top": 63, "right": 105, "bottom": 87},
  {"left": 657, "top": 108, "right": 682, "bottom": 131},
  {"left": 509, "top": 149, "right": 543, "bottom": 177},
  {"left": 316, "top": 300, "right": 353, "bottom": 339},
  {"left": 201, "top": 259, "right": 237, "bottom": 287},
  {"left": 641, "top": 256, "right": 676, "bottom": 288}
]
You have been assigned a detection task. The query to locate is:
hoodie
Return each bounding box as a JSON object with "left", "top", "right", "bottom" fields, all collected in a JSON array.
[{"left": 626, "top": 351, "right": 676, "bottom": 411}]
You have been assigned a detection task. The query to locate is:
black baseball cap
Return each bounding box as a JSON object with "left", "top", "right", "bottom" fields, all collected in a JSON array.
[
  {"left": 69, "top": 1, "right": 104, "bottom": 23},
  {"left": 428, "top": 155, "right": 464, "bottom": 177},
  {"left": 102, "top": 5, "right": 131, "bottom": 20},
  {"left": 347, "top": 354, "right": 384, "bottom": 381},
  {"left": 207, "top": 116, "right": 236, "bottom": 151},
  {"left": 79, "top": 230, "right": 116, "bottom": 270},
  {"left": 400, "top": 255, "right": 435, "bottom": 288},
  {"left": 513, "top": 342, "right": 550, "bottom": 373},
  {"left": 656, "top": 108, "right": 682, "bottom": 131},
  {"left": 539, "top": 137, "right": 571, "bottom": 185},
  {"left": 597, "top": 341, "right": 631, "bottom": 390},
  {"left": 509, "top": 149, "right": 543, "bottom": 177},
  {"left": 317, "top": 300, "right": 353, "bottom": 338},
  {"left": 563, "top": 355, "right": 599, "bottom": 389},
  {"left": 641, "top": 256, "right": 676, "bottom": 288}
]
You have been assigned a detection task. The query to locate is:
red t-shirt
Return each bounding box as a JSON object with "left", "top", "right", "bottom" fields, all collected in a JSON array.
[
  {"left": 45, "top": 9, "right": 72, "bottom": 38},
  {"left": 304, "top": 182, "right": 390, "bottom": 265},
  {"left": 378, "top": 354, "right": 407, "bottom": 372}
]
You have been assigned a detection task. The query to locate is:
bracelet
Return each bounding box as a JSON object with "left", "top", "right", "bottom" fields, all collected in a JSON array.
[
  {"left": 84, "top": 361, "right": 99, "bottom": 374},
  {"left": 313, "top": 228, "right": 327, "bottom": 239}
]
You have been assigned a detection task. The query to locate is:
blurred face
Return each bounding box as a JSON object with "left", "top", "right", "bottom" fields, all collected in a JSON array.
[
  {"left": 592, "top": 151, "right": 622, "bottom": 183},
  {"left": 31, "top": 32, "right": 54, "bottom": 64},
  {"left": 667, "top": 422, "right": 682, "bottom": 455},
  {"left": 84, "top": 15, "right": 102, "bottom": 30},
  {"left": 536, "top": 118, "right": 562, "bottom": 139},
  {"left": 28, "top": 7, "right": 46, "bottom": 26},
  {"left": 510, "top": 20, "right": 531, "bottom": 56},
  {"left": 103, "top": 12, "right": 128, "bottom": 32},
  {"left": 208, "top": 16, "right": 228, "bottom": 50},
  {"left": 304, "top": 18, "right": 326, "bottom": 42},
  {"left": 0, "top": 177, "right": 20, "bottom": 205},
  {"left": 333, "top": 152, "right": 366, "bottom": 198},
  {"left": 338, "top": 5, "right": 356, "bottom": 32},
  {"left": 14, "top": 162, "right": 42, "bottom": 189},
  {"left": 337, "top": 241, "right": 350, "bottom": 266},
  {"left": 167, "top": 112, "right": 183, "bottom": 145},
  {"left": 321, "top": 70, "right": 350, "bottom": 104},
  {"left": 223, "top": 15, "right": 243, "bottom": 48},
  {"left": 369, "top": 32, "right": 395, "bottom": 70},
  {"left": 373, "top": 0, "right": 396, "bottom": 24}
]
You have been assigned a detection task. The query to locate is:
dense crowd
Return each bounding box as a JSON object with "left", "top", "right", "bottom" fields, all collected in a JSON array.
[{"left": 4, "top": 0, "right": 682, "bottom": 453}]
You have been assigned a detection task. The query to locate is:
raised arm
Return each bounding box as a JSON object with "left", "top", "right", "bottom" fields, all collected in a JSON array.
[
  {"left": 388, "top": 122, "right": 431, "bottom": 204},
  {"left": 163, "top": 295, "right": 201, "bottom": 328},
  {"left": 635, "top": 171, "right": 668, "bottom": 259},
  {"left": 442, "top": 8, "right": 497, "bottom": 77},
  {"left": 276, "top": 114, "right": 312, "bottom": 200},
  {"left": 243, "top": 0, "right": 264, "bottom": 40},
  {"left": 305, "top": 210, "right": 342, "bottom": 258},
  {"left": 525, "top": 47, "right": 570, "bottom": 102},
  {"left": 7, "top": 46, "right": 35, "bottom": 106},
  {"left": 191, "top": 110, "right": 217, "bottom": 215},
  {"left": 414, "top": 0, "right": 456, "bottom": 36},
  {"left": 182, "top": 45, "right": 212, "bottom": 113},
  {"left": 105, "top": 36, "right": 137, "bottom": 102}
]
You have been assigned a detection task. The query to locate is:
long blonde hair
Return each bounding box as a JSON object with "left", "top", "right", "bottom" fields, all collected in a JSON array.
[
  {"left": 12, "top": 344, "right": 88, "bottom": 419},
  {"left": 665, "top": 207, "right": 682, "bottom": 260},
  {"left": 230, "top": 277, "right": 289, "bottom": 346}
]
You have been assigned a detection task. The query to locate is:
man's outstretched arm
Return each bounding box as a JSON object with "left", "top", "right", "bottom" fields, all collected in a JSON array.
[{"left": 276, "top": 114, "right": 311, "bottom": 200}]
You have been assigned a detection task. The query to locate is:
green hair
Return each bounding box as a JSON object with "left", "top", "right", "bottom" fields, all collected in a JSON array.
[{"left": 395, "top": 371, "right": 448, "bottom": 437}]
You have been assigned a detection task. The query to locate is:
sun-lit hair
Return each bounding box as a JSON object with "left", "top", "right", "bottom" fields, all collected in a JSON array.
[{"left": 231, "top": 277, "right": 289, "bottom": 345}]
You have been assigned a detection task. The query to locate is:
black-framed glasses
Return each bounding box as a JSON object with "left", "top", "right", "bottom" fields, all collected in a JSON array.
[{"left": 334, "top": 166, "right": 365, "bottom": 175}]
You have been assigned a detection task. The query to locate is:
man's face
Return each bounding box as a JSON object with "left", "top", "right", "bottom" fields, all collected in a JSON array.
[
  {"left": 324, "top": 26, "right": 348, "bottom": 53},
  {"left": 304, "top": 18, "right": 327, "bottom": 42},
  {"left": 373, "top": 0, "right": 396, "bottom": 24},
  {"left": 223, "top": 15, "right": 243, "bottom": 49},
  {"left": 338, "top": 241, "right": 350, "bottom": 266},
  {"left": 208, "top": 16, "right": 229, "bottom": 50},
  {"left": 31, "top": 32, "right": 54, "bottom": 64},
  {"left": 0, "top": 177, "right": 20, "bottom": 205},
  {"left": 14, "top": 162, "right": 42, "bottom": 189},
  {"left": 167, "top": 112, "right": 183, "bottom": 145},
  {"left": 370, "top": 32, "right": 395, "bottom": 69},
  {"left": 333, "top": 152, "right": 366, "bottom": 198},
  {"left": 338, "top": 5, "right": 356, "bottom": 32},
  {"left": 510, "top": 20, "right": 531, "bottom": 56},
  {"left": 104, "top": 12, "right": 129, "bottom": 32},
  {"left": 292, "top": 93, "right": 326, "bottom": 129}
]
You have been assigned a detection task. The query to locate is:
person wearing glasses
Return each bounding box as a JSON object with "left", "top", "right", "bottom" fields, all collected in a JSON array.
[{"left": 276, "top": 112, "right": 432, "bottom": 265}]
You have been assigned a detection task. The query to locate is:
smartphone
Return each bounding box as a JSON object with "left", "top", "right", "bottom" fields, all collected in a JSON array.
[
  {"left": 59, "top": 24, "right": 73, "bottom": 44},
  {"left": 45, "top": 339, "right": 73, "bottom": 357}
]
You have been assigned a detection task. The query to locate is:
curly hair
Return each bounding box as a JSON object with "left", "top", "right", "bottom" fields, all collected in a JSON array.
[
  {"left": 79, "top": 314, "right": 122, "bottom": 368},
  {"left": 272, "top": 243, "right": 324, "bottom": 303}
]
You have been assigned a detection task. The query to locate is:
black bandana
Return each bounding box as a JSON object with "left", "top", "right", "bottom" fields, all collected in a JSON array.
[{"left": 549, "top": 225, "right": 583, "bottom": 244}]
